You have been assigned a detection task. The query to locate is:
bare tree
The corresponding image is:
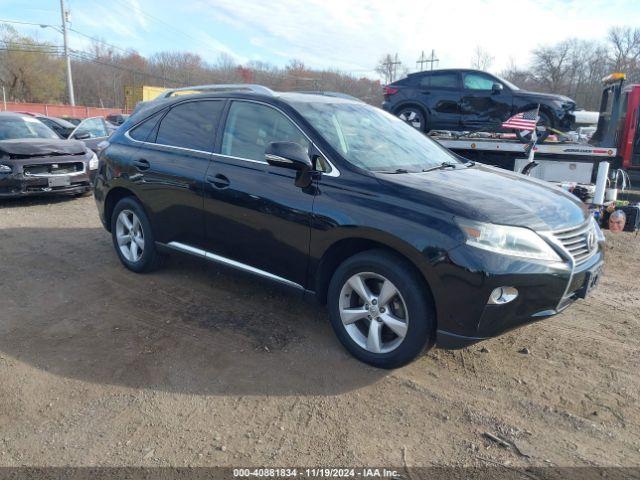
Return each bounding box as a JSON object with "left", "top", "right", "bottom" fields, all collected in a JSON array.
[
  {"left": 470, "top": 46, "right": 494, "bottom": 71},
  {"left": 608, "top": 26, "right": 640, "bottom": 82}
]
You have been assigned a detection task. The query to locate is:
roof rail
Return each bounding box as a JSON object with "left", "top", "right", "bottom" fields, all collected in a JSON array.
[
  {"left": 294, "top": 91, "right": 363, "bottom": 102},
  {"left": 158, "top": 84, "right": 275, "bottom": 99}
]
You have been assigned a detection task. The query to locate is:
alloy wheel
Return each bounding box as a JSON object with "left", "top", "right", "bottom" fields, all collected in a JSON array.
[
  {"left": 115, "top": 209, "right": 144, "bottom": 263},
  {"left": 398, "top": 109, "right": 423, "bottom": 130},
  {"left": 339, "top": 272, "right": 409, "bottom": 354}
]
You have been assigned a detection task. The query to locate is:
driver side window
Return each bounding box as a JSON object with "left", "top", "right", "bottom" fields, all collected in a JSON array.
[
  {"left": 221, "top": 102, "right": 310, "bottom": 163},
  {"left": 463, "top": 72, "right": 498, "bottom": 90}
]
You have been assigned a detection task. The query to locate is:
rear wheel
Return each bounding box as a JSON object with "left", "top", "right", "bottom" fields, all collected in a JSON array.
[
  {"left": 396, "top": 107, "right": 426, "bottom": 132},
  {"left": 110, "top": 197, "right": 163, "bottom": 273},
  {"left": 327, "top": 250, "right": 435, "bottom": 368}
]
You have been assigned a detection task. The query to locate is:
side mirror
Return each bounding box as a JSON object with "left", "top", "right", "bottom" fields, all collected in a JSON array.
[
  {"left": 492, "top": 83, "right": 503, "bottom": 94},
  {"left": 265, "top": 142, "right": 312, "bottom": 171},
  {"left": 72, "top": 129, "right": 91, "bottom": 140},
  {"left": 265, "top": 142, "right": 315, "bottom": 188}
]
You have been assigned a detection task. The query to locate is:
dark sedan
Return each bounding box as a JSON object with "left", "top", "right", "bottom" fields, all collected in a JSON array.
[
  {"left": 383, "top": 68, "right": 576, "bottom": 140},
  {"left": 33, "top": 115, "right": 77, "bottom": 139},
  {"left": 0, "top": 112, "right": 97, "bottom": 198}
]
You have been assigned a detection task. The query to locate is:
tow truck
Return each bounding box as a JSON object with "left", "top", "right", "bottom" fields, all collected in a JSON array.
[{"left": 429, "top": 73, "right": 640, "bottom": 186}]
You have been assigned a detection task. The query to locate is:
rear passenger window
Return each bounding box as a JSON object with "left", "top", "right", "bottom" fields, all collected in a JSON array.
[
  {"left": 420, "top": 73, "right": 458, "bottom": 89},
  {"left": 155, "top": 101, "right": 223, "bottom": 152},
  {"left": 221, "top": 101, "right": 310, "bottom": 162},
  {"left": 129, "top": 112, "right": 163, "bottom": 141}
]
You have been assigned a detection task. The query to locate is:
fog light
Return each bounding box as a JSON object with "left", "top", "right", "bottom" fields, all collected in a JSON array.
[{"left": 488, "top": 287, "right": 518, "bottom": 305}]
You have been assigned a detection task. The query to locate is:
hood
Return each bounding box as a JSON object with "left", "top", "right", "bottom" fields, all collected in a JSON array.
[
  {"left": 375, "top": 164, "right": 588, "bottom": 231},
  {"left": 0, "top": 138, "right": 87, "bottom": 158},
  {"left": 514, "top": 90, "right": 574, "bottom": 106}
]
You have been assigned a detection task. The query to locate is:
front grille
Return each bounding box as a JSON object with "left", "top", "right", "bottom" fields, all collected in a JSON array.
[
  {"left": 552, "top": 221, "right": 597, "bottom": 266},
  {"left": 23, "top": 162, "right": 84, "bottom": 176}
]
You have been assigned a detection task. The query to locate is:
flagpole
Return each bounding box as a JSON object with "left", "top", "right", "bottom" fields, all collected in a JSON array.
[{"left": 526, "top": 104, "right": 541, "bottom": 163}]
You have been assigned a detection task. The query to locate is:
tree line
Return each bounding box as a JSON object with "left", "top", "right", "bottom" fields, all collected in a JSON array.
[
  {"left": 2, "top": 23, "right": 639, "bottom": 111},
  {"left": 0, "top": 25, "right": 381, "bottom": 108}
]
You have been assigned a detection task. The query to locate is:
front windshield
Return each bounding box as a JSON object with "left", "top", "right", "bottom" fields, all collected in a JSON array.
[
  {"left": 0, "top": 116, "right": 59, "bottom": 141},
  {"left": 291, "top": 101, "right": 460, "bottom": 172}
]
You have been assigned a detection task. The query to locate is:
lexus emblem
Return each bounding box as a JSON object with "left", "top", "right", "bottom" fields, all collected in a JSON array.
[{"left": 587, "top": 230, "right": 597, "bottom": 251}]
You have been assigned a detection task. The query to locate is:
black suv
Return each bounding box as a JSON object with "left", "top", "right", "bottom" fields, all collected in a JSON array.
[
  {"left": 94, "top": 84, "right": 603, "bottom": 368},
  {"left": 382, "top": 69, "right": 576, "bottom": 138}
]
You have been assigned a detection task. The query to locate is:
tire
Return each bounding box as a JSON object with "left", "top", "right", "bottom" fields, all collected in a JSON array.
[
  {"left": 515, "top": 111, "right": 552, "bottom": 143},
  {"left": 396, "top": 107, "right": 426, "bottom": 132},
  {"left": 327, "top": 249, "right": 435, "bottom": 368},
  {"left": 110, "top": 196, "right": 164, "bottom": 273}
]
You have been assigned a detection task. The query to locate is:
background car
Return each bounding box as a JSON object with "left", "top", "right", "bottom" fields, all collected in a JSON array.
[
  {"left": 32, "top": 115, "right": 77, "bottom": 139},
  {"left": 69, "top": 116, "right": 112, "bottom": 152},
  {"left": 62, "top": 117, "right": 83, "bottom": 126},
  {"left": 382, "top": 68, "right": 576, "bottom": 141},
  {"left": 106, "top": 113, "right": 130, "bottom": 126},
  {"left": 0, "top": 112, "right": 97, "bottom": 198}
]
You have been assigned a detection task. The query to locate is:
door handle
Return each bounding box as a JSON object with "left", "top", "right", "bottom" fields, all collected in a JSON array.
[
  {"left": 206, "top": 173, "right": 230, "bottom": 189},
  {"left": 133, "top": 158, "right": 150, "bottom": 171}
]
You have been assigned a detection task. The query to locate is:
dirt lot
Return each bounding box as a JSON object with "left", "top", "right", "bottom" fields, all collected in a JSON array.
[{"left": 0, "top": 195, "right": 639, "bottom": 469}]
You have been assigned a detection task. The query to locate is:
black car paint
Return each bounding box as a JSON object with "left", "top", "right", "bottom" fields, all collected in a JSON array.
[
  {"left": 94, "top": 91, "right": 603, "bottom": 348},
  {"left": 35, "top": 116, "right": 76, "bottom": 139},
  {"left": 383, "top": 68, "right": 576, "bottom": 132},
  {"left": 0, "top": 138, "right": 93, "bottom": 197}
]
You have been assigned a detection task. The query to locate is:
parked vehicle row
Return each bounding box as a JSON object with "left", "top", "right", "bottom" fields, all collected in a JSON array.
[
  {"left": 0, "top": 112, "right": 98, "bottom": 198},
  {"left": 93, "top": 85, "right": 604, "bottom": 368}
]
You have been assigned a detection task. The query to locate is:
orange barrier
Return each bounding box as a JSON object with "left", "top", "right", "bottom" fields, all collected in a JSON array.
[{"left": 1, "top": 102, "right": 126, "bottom": 119}]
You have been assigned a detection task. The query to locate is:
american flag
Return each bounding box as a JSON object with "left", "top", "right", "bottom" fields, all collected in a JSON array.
[{"left": 501, "top": 107, "right": 539, "bottom": 130}]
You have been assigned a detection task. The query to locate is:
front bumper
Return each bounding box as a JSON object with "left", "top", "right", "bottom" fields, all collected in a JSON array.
[
  {"left": 0, "top": 172, "right": 91, "bottom": 198},
  {"left": 434, "top": 242, "right": 604, "bottom": 349}
]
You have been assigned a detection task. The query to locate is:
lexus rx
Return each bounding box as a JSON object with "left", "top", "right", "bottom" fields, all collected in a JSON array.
[{"left": 93, "top": 85, "right": 603, "bottom": 368}]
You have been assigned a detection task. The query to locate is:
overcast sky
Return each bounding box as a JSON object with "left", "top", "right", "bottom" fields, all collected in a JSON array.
[{"left": 3, "top": 0, "right": 640, "bottom": 78}]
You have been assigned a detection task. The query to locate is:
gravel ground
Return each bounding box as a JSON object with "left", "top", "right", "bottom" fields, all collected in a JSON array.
[{"left": 0, "top": 195, "right": 639, "bottom": 469}]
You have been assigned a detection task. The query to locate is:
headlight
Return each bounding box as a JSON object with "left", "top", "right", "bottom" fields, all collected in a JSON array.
[
  {"left": 456, "top": 218, "right": 562, "bottom": 262},
  {"left": 0, "top": 164, "right": 12, "bottom": 174},
  {"left": 88, "top": 151, "right": 99, "bottom": 170}
]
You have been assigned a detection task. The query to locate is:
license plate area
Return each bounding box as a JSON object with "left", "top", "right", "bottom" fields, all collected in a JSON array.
[
  {"left": 48, "top": 176, "right": 71, "bottom": 188},
  {"left": 576, "top": 263, "right": 603, "bottom": 299}
]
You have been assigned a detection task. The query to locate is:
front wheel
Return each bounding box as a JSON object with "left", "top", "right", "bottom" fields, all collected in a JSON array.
[{"left": 327, "top": 250, "right": 435, "bottom": 368}]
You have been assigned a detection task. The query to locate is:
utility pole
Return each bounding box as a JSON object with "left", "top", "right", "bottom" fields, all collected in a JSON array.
[
  {"left": 59, "top": 0, "right": 75, "bottom": 106},
  {"left": 416, "top": 51, "right": 428, "bottom": 71},
  {"left": 382, "top": 53, "right": 402, "bottom": 83},
  {"left": 426, "top": 49, "right": 439, "bottom": 72}
]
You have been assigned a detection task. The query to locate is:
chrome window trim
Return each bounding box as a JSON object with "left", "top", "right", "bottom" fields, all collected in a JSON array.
[
  {"left": 264, "top": 153, "right": 293, "bottom": 164},
  {"left": 164, "top": 241, "right": 304, "bottom": 290},
  {"left": 124, "top": 130, "right": 212, "bottom": 156},
  {"left": 124, "top": 98, "right": 340, "bottom": 177}
]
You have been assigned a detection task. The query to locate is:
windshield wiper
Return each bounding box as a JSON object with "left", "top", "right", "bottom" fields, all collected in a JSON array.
[
  {"left": 376, "top": 168, "right": 411, "bottom": 174},
  {"left": 422, "top": 162, "right": 458, "bottom": 173}
]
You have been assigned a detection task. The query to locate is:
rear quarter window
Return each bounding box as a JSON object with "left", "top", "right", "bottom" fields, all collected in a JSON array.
[{"left": 154, "top": 100, "right": 224, "bottom": 152}]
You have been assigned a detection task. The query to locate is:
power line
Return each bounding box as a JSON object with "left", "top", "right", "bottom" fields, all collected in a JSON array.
[{"left": 0, "top": 18, "right": 131, "bottom": 56}]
